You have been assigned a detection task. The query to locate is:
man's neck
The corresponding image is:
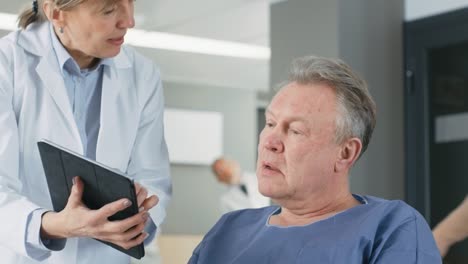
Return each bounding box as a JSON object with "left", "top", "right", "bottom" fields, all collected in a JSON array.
[{"left": 269, "top": 192, "right": 361, "bottom": 227}]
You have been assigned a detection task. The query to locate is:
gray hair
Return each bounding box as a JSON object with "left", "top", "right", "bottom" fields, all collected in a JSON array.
[
  {"left": 285, "top": 55, "right": 376, "bottom": 156},
  {"left": 17, "top": 0, "right": 116, "bottom": 29}
]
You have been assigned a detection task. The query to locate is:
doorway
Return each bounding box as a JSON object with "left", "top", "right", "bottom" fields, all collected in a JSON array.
[{"left": 405, "top": 7, "right": 468, "bottom": 263}]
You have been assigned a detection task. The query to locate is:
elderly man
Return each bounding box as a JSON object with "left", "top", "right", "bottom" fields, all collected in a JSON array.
[{"left": 188, "top": 56, "right": 441, "bottom": 263}]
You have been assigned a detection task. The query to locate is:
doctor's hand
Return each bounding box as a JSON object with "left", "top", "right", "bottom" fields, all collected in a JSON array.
[
  {"left": 41, "top": 177, "right": 149, "bottom": 250},
  {"left": 134, "top": 182, "right": 159, "bottom": 212}
]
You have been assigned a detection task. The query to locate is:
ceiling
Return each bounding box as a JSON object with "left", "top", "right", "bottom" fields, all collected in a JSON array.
[{"left": 5, "top": 0, "right": 271, "bottom": 46}]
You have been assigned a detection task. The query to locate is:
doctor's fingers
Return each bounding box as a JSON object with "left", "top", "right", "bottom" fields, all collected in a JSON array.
[
  {"left": 102, "top": 221, "right": 147, "bottom": 245},
  {"left": 141, "top": 194, "right": 159, "bottom": 211},
  {"left": 109, "top": 231, "right": 148, "bottom": 250},
  {"left": 67, "top": 176, "right": 85, "bottom": 207},
  {"left": 136, "top": 185, "right": 148, "bottom": 208},
  {"left": 96, "top": 197, "right": 134, "bottom": 219},
  {"left": 103, "top": 210, "right": 149, "bottom": 235}
]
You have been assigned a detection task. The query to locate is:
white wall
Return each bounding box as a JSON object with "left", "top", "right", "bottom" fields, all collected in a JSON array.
[
  {"left": 162, "top": 81, "right": 258, "bottom": 234},
  {"left": 270, "top": 0, "right": 339, "bottom": 86},
  {"left": 405, "top": 0, "right": 468, "bottom": 21},
  {"left": 339, "top": 0, "right": 405, "bottom": 200}
]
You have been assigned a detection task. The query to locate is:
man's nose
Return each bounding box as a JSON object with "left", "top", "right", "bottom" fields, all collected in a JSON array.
[{"left": 263, "top": 132, "right": 284, "bottom": 153}]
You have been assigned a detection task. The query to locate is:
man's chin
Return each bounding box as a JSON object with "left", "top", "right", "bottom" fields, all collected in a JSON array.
[{"left": 258, "top": 185, "right": 280, "bottom": 199}]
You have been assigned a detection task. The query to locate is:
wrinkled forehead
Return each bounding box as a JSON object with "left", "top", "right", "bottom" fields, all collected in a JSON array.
[
  {"left": 100, "top": 0, "right": 121, "bottom": 8},
  {"left": 272, "top": 81, "right": 336, "bottom": 108},
  {"left": 267, "top": 81, "right": 338, "bottom": 128},
  {"left": 89, "top": 0, "right": 120, "bottom": 10},
  {"left": 55, "top": 0, "right": 119, "bottom": 11}
]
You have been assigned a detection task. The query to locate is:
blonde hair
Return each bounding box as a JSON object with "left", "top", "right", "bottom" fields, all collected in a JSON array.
[{"left": 17, "top": 0, "right": 117, "bottom": 29}]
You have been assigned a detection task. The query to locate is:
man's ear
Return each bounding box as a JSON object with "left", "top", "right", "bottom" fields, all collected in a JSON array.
[{"left": 334, "top": 138, "right": 362, "bottom": 173}]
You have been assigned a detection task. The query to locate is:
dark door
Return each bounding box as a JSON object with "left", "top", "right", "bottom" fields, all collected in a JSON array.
[{"left": 405, "top": 8, "right": 468, "bottom": 263}]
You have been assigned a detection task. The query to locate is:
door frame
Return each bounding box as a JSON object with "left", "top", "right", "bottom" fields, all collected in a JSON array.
[{"left": 404, "top": 7, "right": 468, "bottom": 224}]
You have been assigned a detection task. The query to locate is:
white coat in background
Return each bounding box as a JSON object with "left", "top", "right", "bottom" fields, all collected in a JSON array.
[{"left": 220, "top": 172, "right": 270, "bottom": 214}]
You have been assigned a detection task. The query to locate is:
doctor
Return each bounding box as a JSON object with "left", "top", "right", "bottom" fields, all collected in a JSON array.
[
  {"left": 0, "top": 0, "right": 171, "bottom": 263},
  {"left": 211, "top": 158, "right": 270, "bottom": 214}
]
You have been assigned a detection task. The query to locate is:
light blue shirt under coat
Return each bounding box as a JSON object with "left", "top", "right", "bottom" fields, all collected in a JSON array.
[{"left": 49, "top": 23, "right": 112, "bottom": 160}]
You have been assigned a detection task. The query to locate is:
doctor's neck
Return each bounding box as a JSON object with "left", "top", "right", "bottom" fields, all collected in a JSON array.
[
  {"left": 55, "top": 30, "right": 100, "bottom": 69},
  {"left": 68, "top": 50, "right": 100, "bottom": 70}
]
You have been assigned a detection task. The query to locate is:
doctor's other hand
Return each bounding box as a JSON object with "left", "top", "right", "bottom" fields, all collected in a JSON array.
[
  {"left": 134, "top": 182, "right": 159, "bottom": 212},
  {"left": 40, "top": 176, "right": 149, "bottom": 250}
]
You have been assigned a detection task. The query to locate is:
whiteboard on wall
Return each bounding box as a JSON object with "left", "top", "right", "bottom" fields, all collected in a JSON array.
[{"left": 164, "top": 108, "right": 223, "bottom": 165}]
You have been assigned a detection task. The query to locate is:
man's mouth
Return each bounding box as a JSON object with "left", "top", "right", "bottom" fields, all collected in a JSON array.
[{"left": 262, "top": 162, "right": 281, "bottom": 173}]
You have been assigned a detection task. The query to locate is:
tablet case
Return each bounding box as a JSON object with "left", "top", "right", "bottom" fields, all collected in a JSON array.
[{"left": 37, "top": 139, "right": 145, "bottom": 259}]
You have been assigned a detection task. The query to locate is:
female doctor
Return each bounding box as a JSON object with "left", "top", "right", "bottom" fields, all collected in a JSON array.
[{"left": 0, "top": 0, "right": 171, "bottom": 263}]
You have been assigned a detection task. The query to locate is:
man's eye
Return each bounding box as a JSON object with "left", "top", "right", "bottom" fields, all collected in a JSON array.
[
  {"left": 103, "top": 8, "right": 116, "bottom": 15},
  {"left": 289, "top": 129, "right": 301, "bottom": 135}
]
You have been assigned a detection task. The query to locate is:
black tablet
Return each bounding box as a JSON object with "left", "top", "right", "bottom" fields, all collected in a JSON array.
[{"left": 37, "top": 139, "right": 145, "bottom": 259}]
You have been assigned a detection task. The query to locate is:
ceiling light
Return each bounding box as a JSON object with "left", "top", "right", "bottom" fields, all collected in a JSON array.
[{"left": 125, "top": 29, "right": 270, "bottom": 59}]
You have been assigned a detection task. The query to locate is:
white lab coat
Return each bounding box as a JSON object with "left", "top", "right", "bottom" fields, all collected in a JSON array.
[
  {"left": 0, "top": 22, "right": 171, "bottom": 264},
  {"left": 220, "top": 172, "right": 270, "bottom": 214}
]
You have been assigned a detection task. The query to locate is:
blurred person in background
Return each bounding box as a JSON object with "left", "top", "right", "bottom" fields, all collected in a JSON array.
[{"left": 212, "top": 157, "right": 270, "bottom": 213}]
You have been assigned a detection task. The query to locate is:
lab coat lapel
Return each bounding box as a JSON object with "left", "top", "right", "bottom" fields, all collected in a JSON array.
[
  {"left": 32, "top": 30, "right": 83, "bottom": 151},
  {"left": 35, "top": 52, "right": 83, "bottom": 152},
  {"left": 18, "top": 22, "right": 73, "bottom": 122},
  {"left": 98, "top": 66, "right": 120, "bottom": 163},
  {"left": 36, "top": 52, "right": 75, "bottom": 123},
  {"left": 96, "top": 52, "right": 131, "bottom": 169},
  {"left": 17, "top": 22, "right": 82, "bottom": 152}
]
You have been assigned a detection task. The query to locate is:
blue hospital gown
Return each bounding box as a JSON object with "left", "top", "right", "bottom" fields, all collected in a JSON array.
[{"left": 188, "top": 195, "right": 441, "bottom": 264}]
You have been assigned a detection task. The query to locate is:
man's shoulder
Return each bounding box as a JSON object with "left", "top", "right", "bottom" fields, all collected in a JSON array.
[
  {"left": 202, "top": 206, "right": 277, "bottom": 242},
  {"left": 352, "top": 195, "right": 429, "bottom": 236},
  {"left": 347, "top": 195, "right": 440, "bottom": 262},
  {"left": 362, "top": 195, "right": 421, "bottom": 219}
]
